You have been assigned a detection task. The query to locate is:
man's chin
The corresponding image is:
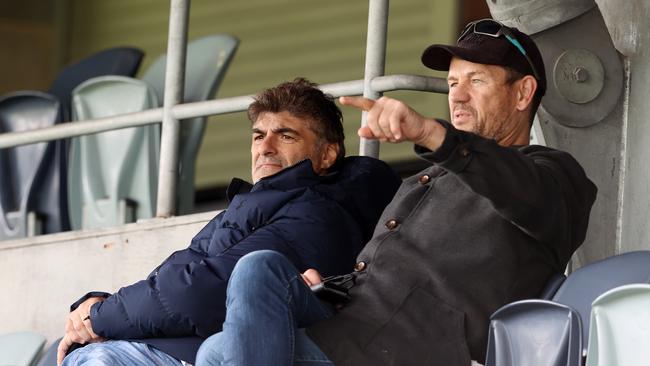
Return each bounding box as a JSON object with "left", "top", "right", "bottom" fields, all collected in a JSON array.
[
  {"left": 452, "top": 119, "right": 475, "bottom": 132},
  {"left": 254, "top": 166, "right": 284, "bottom": 182}
]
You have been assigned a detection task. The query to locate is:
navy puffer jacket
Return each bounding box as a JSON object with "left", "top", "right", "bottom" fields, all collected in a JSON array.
[{"left": 72, "top": 156, "right": 400, "bottom": 362}]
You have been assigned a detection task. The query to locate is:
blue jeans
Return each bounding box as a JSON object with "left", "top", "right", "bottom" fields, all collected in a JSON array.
[
  {"left": 195, "top": 250, "right": 335, "bottom": 366},
  {"left": 61, "top": 340, "right": 182, "bottom": 366}
]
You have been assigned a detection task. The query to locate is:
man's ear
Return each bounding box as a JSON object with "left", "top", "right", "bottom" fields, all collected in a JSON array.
[
  {"left": 515, "top": 75, "right": 537, "bottom": 112},
  {"left": 320, "top": 143, "right": 340, "bottom": 171}
]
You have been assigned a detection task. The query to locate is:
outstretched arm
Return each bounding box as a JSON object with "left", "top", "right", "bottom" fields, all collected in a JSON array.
[{"left": 342, "top": 94, "right": 595, "bottom": 252}]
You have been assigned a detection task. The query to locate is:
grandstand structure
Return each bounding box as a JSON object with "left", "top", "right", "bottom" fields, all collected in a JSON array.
[{"left": 1, "top": 0, "right": 650, "bottom": 364}]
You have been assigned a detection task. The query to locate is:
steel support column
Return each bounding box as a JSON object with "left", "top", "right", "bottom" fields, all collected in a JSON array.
[
  {"left": 359, "top": 0, "right": 389, "bottom": 158},
  {"left": 156, "top": 0, "right": 190, "bottom": 218}
]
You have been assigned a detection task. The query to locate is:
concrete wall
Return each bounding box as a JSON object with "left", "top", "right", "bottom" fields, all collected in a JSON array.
[
  {"left": 0, "top": 211, "right": 217, "bottom": 345},
  {"left": 533, "top": 6, "right": 625, "bottom": 267},
  {"left": 596, "top": 0, "right": 650, "bottom": 254},
  {"left": 489, "top": 0, "right": 650, "bottom": 267}
]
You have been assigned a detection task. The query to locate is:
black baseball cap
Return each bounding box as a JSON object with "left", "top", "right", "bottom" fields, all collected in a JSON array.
[{"left": 421, "top": 19, "right": 546, "bottom": 96}]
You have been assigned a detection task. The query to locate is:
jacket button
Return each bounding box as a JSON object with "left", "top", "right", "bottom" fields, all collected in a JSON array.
[
  {"left": 459, "top": 146, "right": 470, "bottom": 157},
  {"left": 354, "top": 261, "right": 367, "bottom": 272},
  {"left": 418, "top": 174, "right": 430, "bottom": 184},
  {"left": 385, "top": 219, "right": 399, "bottom": 230}
]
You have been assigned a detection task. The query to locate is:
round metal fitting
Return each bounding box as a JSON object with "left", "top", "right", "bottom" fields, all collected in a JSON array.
[
  {"left": 385, "top": 219, "right": 399, "bottom": 230},
  {"left": 553, "top": 49, "right": 605, "bottom": 104},
  {"left": 354, "top": 261, "right": 367, "bottom": 272},
  {"left": 534, "top": 8, "right": 624, "bottom": 128}
]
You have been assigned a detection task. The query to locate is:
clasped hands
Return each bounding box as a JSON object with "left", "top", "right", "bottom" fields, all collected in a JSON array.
[{"left": 57, "top": 296, "right": 105, "bottom": 365}]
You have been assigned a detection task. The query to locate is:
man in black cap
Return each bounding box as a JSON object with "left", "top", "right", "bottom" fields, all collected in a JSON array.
[{"left": 195, "top": 20, "right": 597, "bottom": 366}]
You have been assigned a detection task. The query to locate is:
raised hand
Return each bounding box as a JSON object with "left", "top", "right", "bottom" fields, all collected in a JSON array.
[{"left": 339, "top": 96, "right": 445, "bottom": 150}]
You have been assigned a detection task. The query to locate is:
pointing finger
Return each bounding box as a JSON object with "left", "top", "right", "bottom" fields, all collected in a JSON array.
[{"left": 339, "top": 96, "right": 375, "bottom": 111}]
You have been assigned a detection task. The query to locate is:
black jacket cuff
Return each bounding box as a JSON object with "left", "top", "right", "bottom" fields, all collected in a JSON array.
[
  {"left": 70, "top": 291, "right": 111, "bottom": 312},
  {"left": 415, "top": 120, "right": 475, "bottom": 172}
]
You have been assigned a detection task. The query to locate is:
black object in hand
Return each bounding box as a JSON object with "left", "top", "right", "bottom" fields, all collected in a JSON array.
[{"left": 310, "top": 273, "right": 355, "bottom": 304}]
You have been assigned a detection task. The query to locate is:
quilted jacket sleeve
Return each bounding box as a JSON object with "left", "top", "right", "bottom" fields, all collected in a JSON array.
[
  {"left": 88, "top": 197, "right": 362, "bottom": 340},
  {"left": 89, "top": 225, "right": 297, "bottom": 339}
]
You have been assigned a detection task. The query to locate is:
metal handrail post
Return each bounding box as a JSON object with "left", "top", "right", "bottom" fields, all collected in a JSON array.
[
  {"left": 0, "top": 75, "right": 448, "bottom": 150},
  {"left": 359, "top": 0, "right": 389, "bottom": 158},
  {"left": 156, "top": 0, "right": 190, "bottom": 218}
]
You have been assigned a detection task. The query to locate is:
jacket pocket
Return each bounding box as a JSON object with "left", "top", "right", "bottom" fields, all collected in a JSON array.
[{"left": 364, "top": 286, "right": 471, "bottom": 366}]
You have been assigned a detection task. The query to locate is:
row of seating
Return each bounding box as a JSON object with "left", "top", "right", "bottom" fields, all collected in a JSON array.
[
  {"left": 0, "top": 35, "right": 239, "bottom": 241},
  {"left": 485, "top": 250, "right": 650, "bottom": 366},
  {"left": 2, "top": 251, "right": 648, "bottom": 365}
]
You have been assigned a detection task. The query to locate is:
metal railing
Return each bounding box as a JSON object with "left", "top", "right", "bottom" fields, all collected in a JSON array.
[{"left": 0, "top": 0, "right": 448, "bottom": 218}]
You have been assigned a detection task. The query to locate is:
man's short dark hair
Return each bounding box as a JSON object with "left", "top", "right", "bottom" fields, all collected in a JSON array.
[{"left": 248, "top": 78, "right": 346, "bottom": 167}]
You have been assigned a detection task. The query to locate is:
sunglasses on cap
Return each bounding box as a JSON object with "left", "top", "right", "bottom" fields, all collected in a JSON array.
[{"left": 458, "top": 19, "right": 541, "bottom": 82}]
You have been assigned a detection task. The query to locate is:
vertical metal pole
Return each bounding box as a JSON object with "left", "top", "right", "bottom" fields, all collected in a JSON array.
[
  {"left": 359, "top": 0, "right": 389, "bottom": 158},
  {"left": 156, "top": 0, "right": 189, "bottom": 218}
]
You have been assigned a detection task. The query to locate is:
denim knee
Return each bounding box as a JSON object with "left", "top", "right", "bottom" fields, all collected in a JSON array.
[
  {"left": 235, "top": 250, "right": 288, "bottom": 270},
  {"left": 227, "top": 250, "right": 296, "bottom": 299},
  {"left": 196, "top": 332, "right": 225, "bottom": 366},
  {"left": 231, "top": 250, "right": 292, "bottom": 281},
  {"left": 62, "top": 343, "right": 119, "bottom": 366}
]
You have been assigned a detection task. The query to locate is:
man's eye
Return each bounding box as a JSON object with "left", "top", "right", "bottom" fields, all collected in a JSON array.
[
  {"left": 281, "top": 134, "right": 295, "bottom": 141},
  {"left": 253, "top": 135, "right": 264, "bottom": 141},
  {"left": 471, "top": 79, "right": 483, "bottom": 84},
  {"left": 448, "top": 82, "right": 457, "bottom": 88}
]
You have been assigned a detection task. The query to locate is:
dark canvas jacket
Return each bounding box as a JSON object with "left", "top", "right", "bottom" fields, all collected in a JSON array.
[
  {"left": 70, "top": 156, "right": 401, "bottom": 363},
  {"left": 308, "top": 122, "right": 597, "bottom": 365}
]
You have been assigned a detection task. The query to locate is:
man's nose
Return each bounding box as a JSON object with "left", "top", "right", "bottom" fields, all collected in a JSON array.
[
  {"left": 257, "top": 135, "right": 277, "bottom": 155},
  {"left": 449, "top": 82, "right": 470, "bottom": 103}
]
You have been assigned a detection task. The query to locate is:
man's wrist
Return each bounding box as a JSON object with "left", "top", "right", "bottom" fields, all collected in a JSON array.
[
  {"left": 414, "top": 119, "right": 446, "bottom": 151},
  {"left": 70, "top": 292, "right": 110, "bottom": 312},
  {"left": 85, "top": 297, "right": 104, "bottom": 317}
]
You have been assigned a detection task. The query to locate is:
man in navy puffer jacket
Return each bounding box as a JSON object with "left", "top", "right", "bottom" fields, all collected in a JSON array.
[{"left": 57, "top": 78, "right": 401, "bottom": 365}]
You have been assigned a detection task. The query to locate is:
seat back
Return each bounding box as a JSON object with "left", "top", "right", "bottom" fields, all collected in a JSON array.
[
  {"left": 585, "top": 284, "right": 650, "bottom": 365},
  {"left": 0, "top": 92, "right": 64, "bottom": 240},
  {"left": 0, "top": 331, "right": 46, "bottom": 366},
  {"left": 68, "top": 76, "right": 160, "bottom": 229},
  {"left": 48, "top": 47, "right": 144, "bottom": 121},
  {"left": 485, "top": 300, "right": 582, "bottom": 366},
  {"left": 540, "top": 273, "right": 566, "bottom": 300},
  {"left": 552, "top": 250, "right": 650, "bottom": 356},
  {"left": 142, "top": 34, "right": 239, "bottom": 214},
  {"left": 35, "top": 337, "right": 60, "bottom": 366}
]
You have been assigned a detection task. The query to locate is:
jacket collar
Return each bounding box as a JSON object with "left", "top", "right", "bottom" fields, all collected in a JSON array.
[{"left": 226, "top": 159, "right": 331, "bottom": 202}]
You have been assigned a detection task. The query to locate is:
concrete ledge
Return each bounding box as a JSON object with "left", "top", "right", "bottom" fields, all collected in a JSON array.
[{"left": 0, "top": 210, "right": 220, "bottom": 344}]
